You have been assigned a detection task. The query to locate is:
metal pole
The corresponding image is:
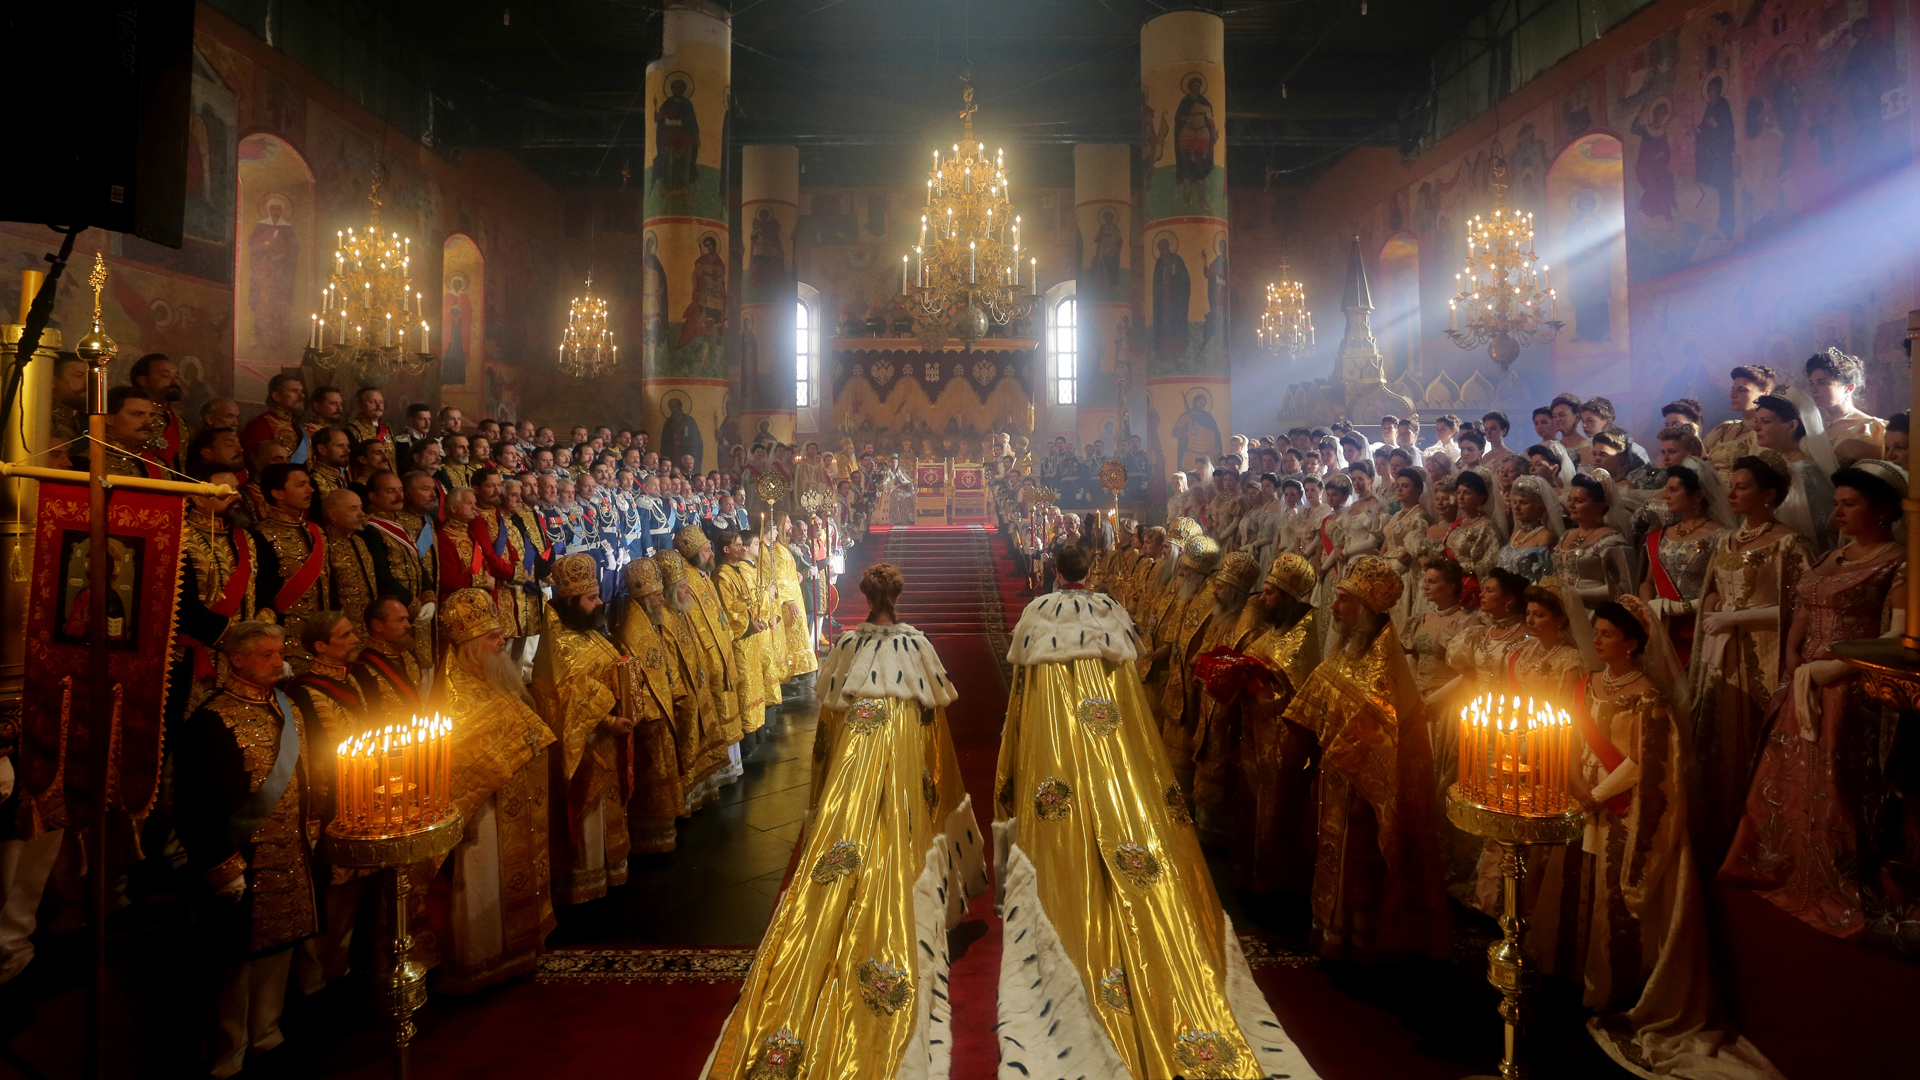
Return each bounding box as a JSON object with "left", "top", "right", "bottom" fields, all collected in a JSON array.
[{"left": 85, "top": 376, "right": 109, "bottom": 1080}]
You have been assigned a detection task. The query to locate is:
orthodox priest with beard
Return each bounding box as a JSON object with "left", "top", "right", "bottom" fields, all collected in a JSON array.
[
  {"left": 991, "top": 545, "right": 1314, "bottom": 1080},
  {"left": 1195, "top": 554, "right": 1321, "bottom": 900},
  {"left": 672, "top": 526, "right": 743, "bottom": 744},
  {"left": 1283, "top": 555, "right": 1449, "bottom": 961},
  {"left": 434, "top": 589, "right": 556, "bottom": 994},
  {"left": 1183, "top": 550, "right": 1263, "bottom": 844},
  {"left": 613, "top": 558, "right": 691, "bottom": 854},
  {"left": 1151, "top": 536, "right": 1222, "bottom": 772},
  {"left": 653, "top": 552, "right": 740, "bottom": 804},
  {"left": 533, "top": 554, "right": 638, "bottom": 904}
]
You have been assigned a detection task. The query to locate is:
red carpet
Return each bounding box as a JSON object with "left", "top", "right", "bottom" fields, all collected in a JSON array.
[{"left": 840, "top": 526, "right": 1009, "bottom": 1080}]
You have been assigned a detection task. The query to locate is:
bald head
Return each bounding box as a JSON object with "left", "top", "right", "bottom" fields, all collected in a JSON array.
[{"left": 321, "top": 487, "right": 366, "bottom": 533}]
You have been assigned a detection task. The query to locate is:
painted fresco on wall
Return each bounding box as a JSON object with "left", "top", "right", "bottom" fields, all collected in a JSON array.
[
  {"left": 1613, "top": 0, "right": 1910, "bottom": 283},
  {"left": 1546, "top": 134, "right": 1631, "bottom": 393},
  {"left": 643, "top": 70, "right": 726, "bottom": 224},
  {"left": 185, "top": 51, "right": 239, "bottom": 249},
  {"left": 484, "top": 361, "right": 523, "bottom": 422},
  {"left": 234, "top": 134, "right": 315, "bottom": 374},
  {"left": 441, "top": 234, "right": 484, "bottom": 389}
]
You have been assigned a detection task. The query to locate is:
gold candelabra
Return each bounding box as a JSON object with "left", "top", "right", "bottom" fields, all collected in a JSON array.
[
  {"left": 306, "top": 180, "right": 434, "bottom": 376},
  {"left": 1256, "top": 261, "right": 1314, "bottom": 359},
  {"left": 1445, "top": 145, "right": 1562, "bottom": 371},
  {"left": 905, "top": 74, "right": 1039, "bottom": 348},
  {"left": 558, "top": 272, "right": 617, "bottom": 378},
  {"left": 327, "top": 714, "right": 464, "bottom": 1080},
  {"left": 1449, "top": 692, "right": 1583, "bottom": 1080}
]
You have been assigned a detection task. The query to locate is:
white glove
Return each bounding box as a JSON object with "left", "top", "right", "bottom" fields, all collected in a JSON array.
[
  {"left": 1700, "top": 606, "right": 1778, "bottom": 635},
  {"left": 1645, "top": 597, "right": 1692, "bottom": 620},
  {"left": 415, "top": 601, "right": 437, "bottom": 622},
  {"left": 0, "top": 756, "right": 14, "bottom": 801},
  {"left": 1792, "top": 659, "right": 1855, "bottom": 741}
]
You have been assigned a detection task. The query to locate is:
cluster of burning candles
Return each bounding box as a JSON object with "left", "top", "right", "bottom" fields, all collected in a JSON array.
[
  {"left": 1457, "top": 692, "right": 1575, "bottom": 817},
  {"left": 333, "top": 714, "right": 455, "bottom": 836}
]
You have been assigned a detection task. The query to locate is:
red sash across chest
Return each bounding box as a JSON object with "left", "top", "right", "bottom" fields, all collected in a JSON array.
[{"left": 273, "top": 522, "right": 328, "bottom": 613}]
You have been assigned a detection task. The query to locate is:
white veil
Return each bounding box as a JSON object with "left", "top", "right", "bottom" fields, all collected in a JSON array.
[
  {"left": 1472, "top": 464, "right": 1511, "bottom": 540},
  {"left": 1588, "top": 469, "right": 1639, "bottom": 539},
  {"left": 1779, "top": 385, "right": 1840, "bottom": 475},
  {"left": 1622, "top": 595, "right": 1690, "bottom": 714},
  {"left": 1511, "top": 475, "right": 1565, "bottom": 541},
  {"left": 1546, "top": 442, "right": 1578, "bottom": 487},
  {"left": 1682, "top": 455, "right": 1738, "bottom": 528}
]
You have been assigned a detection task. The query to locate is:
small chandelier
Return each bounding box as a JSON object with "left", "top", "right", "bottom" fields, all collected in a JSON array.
[
  {"left": 1256, "top": 261, "right": 1314, "bottom": 359},
  {"left": 306, "top": 178, "right": 432, "bottom": 376},
  {"left": 557, "top": 272, "right": 616, "bottom": 378},
  {"left": 1446, "top": 144, "right": 1562, "bottom": 370},
  {"left": 905, "top": 73, "right": 1038, "bottom": 348}
]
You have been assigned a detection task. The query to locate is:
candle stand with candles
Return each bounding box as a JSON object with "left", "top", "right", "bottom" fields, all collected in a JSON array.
[
  {"left": 1448, "top": 692, "right": 1585, "bottom": 1080},
  {"left": 325, "top": 715, "right": 462, "bottom": 1080}
]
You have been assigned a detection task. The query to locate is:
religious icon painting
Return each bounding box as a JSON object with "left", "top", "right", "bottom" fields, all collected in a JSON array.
[{"left": 22, "top": 483, "right": 186, "bottom": 823}]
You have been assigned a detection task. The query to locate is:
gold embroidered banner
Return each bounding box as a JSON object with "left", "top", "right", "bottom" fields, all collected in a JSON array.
[{"left": 20, "top": 482, "right": 185, "bottom": 820}]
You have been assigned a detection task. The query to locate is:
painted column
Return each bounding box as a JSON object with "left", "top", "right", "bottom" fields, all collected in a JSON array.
[
  {"left": 642, "top": 0, "right": 730, "bottom": 474},
  {"left": 1141, "top": 9, "right": 1229, "bottom": 480},
  {"left": 738, "top": 145, "right": 798, "bottom": 447},
  {"left": 1074, "top": 143, "right": 1131, "bottom": 452}
]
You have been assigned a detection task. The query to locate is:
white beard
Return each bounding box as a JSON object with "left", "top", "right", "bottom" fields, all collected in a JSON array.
[
  {"left": 1330, "top": 611, "right": 1386, "bottom": 658},
  {"left": 457, "top": 640, "right": 531, "bottom": 703},
  {"left": 1178, "top": 575, "right": 1203, "bottom": 601}
]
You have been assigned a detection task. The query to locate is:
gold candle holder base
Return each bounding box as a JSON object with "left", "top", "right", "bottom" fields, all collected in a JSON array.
[
  {"left": 326, "top": 814, "right": 465, "bottom": 1080},
  {"left": 1446, "top": 786, "right": 1584, "bottom": 1080}
]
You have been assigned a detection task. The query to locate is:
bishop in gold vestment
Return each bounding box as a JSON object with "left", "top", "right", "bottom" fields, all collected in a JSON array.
[
  {"left": 764, "top": 515, "right": 819, "bottom": 681},
  {"left": 715, "top": 539, "right": 776, "bottom": 734},
  {"left": 991, "top": 553, "right": 1316, "bottom": 1080},
  {"left": 652, "top": 553, "right": 739, "bottom": 806},
  {"left": 1283, "top": 556, "right": 1449, "bottom": 961},
  {"left": 435, "top": 589, "right": 557, "bottom": 994},
  {"left": 703, "top": 569, "right": 984, "bottom": 1080},
  {"left": 672, "top": 526, "right": 744, "bottom": 739},
  {"left": 615, "top": 559, "right": 691, "bottom": 854},
  {"left": 532, "top": 555, "right": 635, "bottom": 905}
]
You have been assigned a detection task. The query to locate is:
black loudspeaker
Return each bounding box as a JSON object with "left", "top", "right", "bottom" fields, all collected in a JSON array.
[{"left": 0, "top": 0, "right": 194, "bottom": 248}]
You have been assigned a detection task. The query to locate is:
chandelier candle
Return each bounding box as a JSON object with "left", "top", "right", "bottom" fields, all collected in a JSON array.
[
  {"left": 1457, "top": 693, "right": 1573, "bottom": 815},
  {"left": 334, "top": 715, "right": 455, "bottom": 836}
]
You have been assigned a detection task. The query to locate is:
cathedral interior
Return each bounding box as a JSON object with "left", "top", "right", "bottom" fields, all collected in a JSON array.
[{"left": 1, "top": 1, "right": 1917, "bottom": 1078}]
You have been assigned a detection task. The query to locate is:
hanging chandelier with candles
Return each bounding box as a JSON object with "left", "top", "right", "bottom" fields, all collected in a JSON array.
[
  {"left": 305, "top": 179, "right": 433, "bottom": 376},
  {"left": 904, "top": 74, "right": 1039, "bottom": 348},
  {"left": 557, "top": 272, "right": 617, "bottom": 378},
  {"left": 1445, "top": 146, "right": 1562, "bottom": 370},
  {"left": 1256, "top": 259, "right": 1314, "bottom": 359}
]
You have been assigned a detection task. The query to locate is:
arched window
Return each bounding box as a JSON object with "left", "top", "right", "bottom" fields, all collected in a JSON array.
[
  {"left": 1052, "top": 295, "right": 1078, "bottom": 405},
  {"left": 795, "top": 297, "right": 813, "bottom": 407}
]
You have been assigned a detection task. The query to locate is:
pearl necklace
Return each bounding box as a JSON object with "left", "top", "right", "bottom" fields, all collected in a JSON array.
[
  {"left": 1598, "top": 666, "right": 1641, "bottom": 694},
  {"left": 1840, "top": 539, "right": 1897, "bottom": 564},
  {"left": 1733, "top": 520, "right": 1771, "bottom": 545}
]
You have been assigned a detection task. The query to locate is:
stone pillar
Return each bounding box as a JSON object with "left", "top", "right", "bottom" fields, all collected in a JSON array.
[
  {"left": 1141, "top": 8, "right": 1229, "bottom": 480},
  {"left": 738, "top": 145, "right": 798, "bottom": 448},
  {"left": 642, "top": 0, "right": 730, "bottom": 474},
  {"left": 1073, "top": 144, "right": 1131, "bottom": 454}
]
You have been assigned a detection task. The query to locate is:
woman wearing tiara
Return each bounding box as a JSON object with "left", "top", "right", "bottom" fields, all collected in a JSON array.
[
  {"left": 1500, "top": 475, "right": 1563, "bottom": 583},
  {"left": 1382, "top": 466, "right": 1435, "bottom": 628},
  {"left": 1721, "top": 461, "right": 1910, "bottom": 944},
  {"left": 703, "top": 563, "right": 986, "bottom": 1080},
  {"left": 1703, "top": 364, "right": 1778, "bottom": 483},
  {"left": 1750, "top": 391, "right": 1836, "bottom": 553},
  {"left": 1688, "top": 453, "right": 1812, "bottom": 863},
  {"left": 1530, "top": 599, "right": 1782, "bottom": 1080},
  {"left": 1638, "top": 462, "right": 1733, "bottom": 666},
  {"left": 1554, "top": 474, "right": 1638, "bottom": 611}
]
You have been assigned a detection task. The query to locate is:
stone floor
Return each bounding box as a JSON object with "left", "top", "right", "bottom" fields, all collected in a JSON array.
[{"left": 547, "top": 688, "right": 821, "bottom": 949}]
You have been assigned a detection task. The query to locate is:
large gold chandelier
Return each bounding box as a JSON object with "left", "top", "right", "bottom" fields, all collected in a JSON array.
[
  {"left": 1256, "top": 260, "right": 1314, "bottom": 359},
  {"left": 306, "top": 180, "right": 432, "bottom": 376},
  {"left": 906, "top": 75, "right": 1038, "bottom": 348},
  {"left": 557, "top": 272, "right": 616, "bottom": 378},
  {"left": 1446, "top": 146, "right": 1561, "bottom": 370}
]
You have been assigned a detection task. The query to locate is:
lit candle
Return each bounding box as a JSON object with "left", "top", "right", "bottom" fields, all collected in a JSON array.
[
  {"left": 969, "top": 241, "right": 976, "bottom": 284},
  {"left": 902, "top": 254, "right": 909, "bottom": 295}
]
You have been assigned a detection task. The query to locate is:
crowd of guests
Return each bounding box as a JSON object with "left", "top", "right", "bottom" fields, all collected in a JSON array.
[
  {"left": 1058, "top": 348, "right": 1911, "bottom": 1076},
  {"left": 0, "top": 355, "right": 851, "bottom": 1077}
]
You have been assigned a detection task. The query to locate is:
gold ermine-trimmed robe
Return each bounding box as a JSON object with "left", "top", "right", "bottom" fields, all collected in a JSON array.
[
  {"left": 992, "top": 587, "right": 1320, "bottom": 1080},
  {"left": 703, "top": 622, "right": 985, "bottom": 1080}
]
